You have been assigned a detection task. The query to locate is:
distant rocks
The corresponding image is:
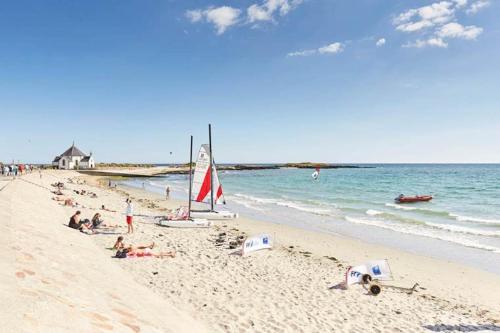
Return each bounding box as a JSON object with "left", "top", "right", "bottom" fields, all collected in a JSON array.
[
  {"left": 282, "top": 162, "right": 369, "bottom": 169},
  {"left": 222, "top": 164, "right": 280, "bottom": 171}
]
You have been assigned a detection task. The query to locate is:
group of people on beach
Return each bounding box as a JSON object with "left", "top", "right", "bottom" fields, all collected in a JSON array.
[
  {"left": 1, "top": 163, "right": 35, "bottom": 176},
  {"left": 60, "top": 176, "right": 176, "bottom": 259},
  {"left": 68, "top": 211, "right": 111, "bottom": 232},
  {"left": 67, "top": 207, "right": 175, "bottom": 258}
]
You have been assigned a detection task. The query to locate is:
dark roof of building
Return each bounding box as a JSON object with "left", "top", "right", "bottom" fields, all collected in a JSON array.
[
  {"left": 53, "top": 156, "right": 61, "bottom": 163},
  {"left": 81, "top": 156, "right": 91, "bottom": 162},
  {"left": 61, "top": 144, "right": 86, "bottom": 157}
]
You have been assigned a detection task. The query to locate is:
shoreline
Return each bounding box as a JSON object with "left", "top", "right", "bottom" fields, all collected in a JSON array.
[
  {"left": 115, "top": 181, "right": 500, "bottom": 310},
  {"left": 121, "top": 175, "right": 500, "bottom": 275},
  {"left": 4, "top": 170, "right": 500, "bottom": 332}
]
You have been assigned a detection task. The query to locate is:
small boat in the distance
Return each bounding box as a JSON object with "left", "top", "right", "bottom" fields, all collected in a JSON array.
[{"left": 395, "top": 194, "right": 433, "bottom": 203}]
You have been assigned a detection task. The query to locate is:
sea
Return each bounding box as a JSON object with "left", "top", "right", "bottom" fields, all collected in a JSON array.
[{"left": 121, "top": 164, "right": 500, "bottom": 274}]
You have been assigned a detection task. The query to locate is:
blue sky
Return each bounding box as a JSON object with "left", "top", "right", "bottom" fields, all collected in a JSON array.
[{"left": 0, "top": 0, "right": 499, "bottom": 163}]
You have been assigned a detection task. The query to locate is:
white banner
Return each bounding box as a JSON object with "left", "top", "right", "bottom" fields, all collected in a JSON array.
[
  {"left": 345, "top": 259, "right": 392, "bottom": 286},
  {"left": 242, "top": 234, "right": 272, "bottom": 255}
]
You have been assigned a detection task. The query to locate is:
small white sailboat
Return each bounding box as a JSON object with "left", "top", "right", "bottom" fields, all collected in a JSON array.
[
  {"left": 311, "top": 167, "right": 320, "bottom": 180},
  {"left": 158, "top": 136, "right": 211, "bottom": 228},
  {"left": 190, "top": 124, "right": 238, "bottom": 220}
]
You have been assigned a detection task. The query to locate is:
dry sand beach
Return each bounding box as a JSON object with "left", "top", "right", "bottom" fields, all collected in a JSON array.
[{"left": 2, "top": 170, "right": 499, "bottom": 332}]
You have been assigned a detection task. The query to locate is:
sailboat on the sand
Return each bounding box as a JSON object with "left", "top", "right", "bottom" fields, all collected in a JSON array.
[
  {"left": 189, "top": 124, "right": 238, "bottom": 220},
  {"left": 158, "top": 136, "right": 211, "bottom": 228}
]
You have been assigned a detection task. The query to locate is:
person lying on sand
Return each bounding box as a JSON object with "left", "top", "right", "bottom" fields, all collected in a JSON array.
[
  {"left": 127, "top": 248, "right": 175, "bottom": 258},
  {"left": 115, "top": 246, "right": 175, "bottom": 259},
  {"left": 100, "top": 205, "right": 116, "bottom": 212},
  {"left": 112, "top": 236, "right": 155, "bottom": 251},
  {"left": 62, "top": 198, "right": 80, "bottom": 207},
  {"left": 68, "top": 211, "right": 93, "bottom": 232}
]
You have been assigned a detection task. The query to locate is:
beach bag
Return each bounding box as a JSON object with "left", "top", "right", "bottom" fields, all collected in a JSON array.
[{"left": 115, "top": 249, "right": 129, "bottom": 259}]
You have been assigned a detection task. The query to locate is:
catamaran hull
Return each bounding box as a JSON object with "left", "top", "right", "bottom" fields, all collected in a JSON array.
[
  {"left": 189, "top": 211, "right": 238, "bottom": 220},
  {"left": 157, "top": 219, "right": 211, "bottom": 228}
]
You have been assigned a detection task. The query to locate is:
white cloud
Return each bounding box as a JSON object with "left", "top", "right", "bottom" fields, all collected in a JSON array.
[
  {"left": 186, "top": 9, "right": 203, "bottom": 23},
  {"left": 287, "top": 49, "right": 317, "bottom": 57},
  {"left": 394, "top": 1, "right": 456, "bottom": 32},
  {"left": 186, "top": 0, "right": 303, "bottom": 34},
  {"left": 318, "top": 42, "right": 344, "bottom": 54},
  {"left": 437, "top": 22, "right": 483, "bottom": 39},
  {"left": 454, "top": 0, "right": 468, "bottom": 8},
  {"left": 247, "top": 0, "right": 303, "bottom": 23},
  {"left": 376, "top": 38, "right": 386, "bottom": 47},
  {"left": 395, "top": 0, "right": 486, "bottom": 48},
  {"left": 427, "top": 37, "right": 449, "bottom": 47},
  {"left": 185, "top": 6, "right": 241, "bottom": 35},
  {"left": 466, "top": 0, "right": 490, "bottom": 14},
  {"left": 288, "top": 42, "right": 344, "bottom": 57},
  {"left": 205, "top": 7, "right": 241, "bottom": 34},
  {"left": 403, "top": 37, "right": 448, "bottom": 48}
]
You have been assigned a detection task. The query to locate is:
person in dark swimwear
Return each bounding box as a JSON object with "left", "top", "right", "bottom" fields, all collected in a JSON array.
[
  {"left": 91, "top": 213, "right": 104, "bottom": 228},
  {"left": 68, "top": 211, "right": 92, "bottom": 232}
]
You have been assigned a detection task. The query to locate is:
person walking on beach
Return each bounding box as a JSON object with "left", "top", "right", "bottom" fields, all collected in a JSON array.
[
  {"left": 166, "top": 186, "right": 170, "bottom": 200},
  {"left": 125, "top": 198, "right": 134, "bottom": 234}
]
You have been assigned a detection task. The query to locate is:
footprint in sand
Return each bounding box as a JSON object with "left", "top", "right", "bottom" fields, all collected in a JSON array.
[
  {"left": 16, "top": 271, "right": 26, "bottom": 279},
  {"left": 40, "top": 278, "right": 51, "bottom": 285},
  {"left": 112, "top": 308, "right": 137, "bottom": 319},
  {"left": 108, "top": 292, "right": 121, "bottom": 300},
  {"left": 20, "top": 289, "right": 39, "bottom": 297},
  {"left": 120, "top": 320, "right": 141, "bottom": 333},
  {"left": 85, "top": 312, "right": 110, "bottom": 323}
]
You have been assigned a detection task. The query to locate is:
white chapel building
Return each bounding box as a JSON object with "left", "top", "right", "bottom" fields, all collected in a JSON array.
[{"left": 52, "top": 143, "right": 95, "bottom": 170}]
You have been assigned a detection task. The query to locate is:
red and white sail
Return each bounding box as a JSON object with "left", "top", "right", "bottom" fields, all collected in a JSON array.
[{"left": 191, "top": 144, "right": 225, "bottom": 205}]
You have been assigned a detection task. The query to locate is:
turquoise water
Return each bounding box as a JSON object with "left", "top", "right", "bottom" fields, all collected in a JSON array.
[{"left": 123, "top": 164, "right": 500, "bottom": 273}]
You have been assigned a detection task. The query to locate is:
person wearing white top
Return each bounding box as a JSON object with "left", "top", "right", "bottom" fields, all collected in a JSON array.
[{"left": 125, "top": 199, "right": 134, "bottom": 234}]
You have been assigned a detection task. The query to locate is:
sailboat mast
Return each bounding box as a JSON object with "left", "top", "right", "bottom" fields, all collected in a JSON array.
[
  {"left": 209, "top": 124, "right": 214, "bottom": 211},
  {"left": 188, "top": 135, "right": 193, "bottom": 219}
]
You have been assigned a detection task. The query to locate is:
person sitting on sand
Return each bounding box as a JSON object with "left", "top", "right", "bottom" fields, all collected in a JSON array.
[
  {"left": 64, "top": 198, "right": 78, "bottom": 207},
  {"left": 91, "top": 213, "right": 104, "bottom": 229},
  {"left": 91, "top": 213, "right": 118, "bottom": 229},
  {"left": 112, "top": 236, "right": 155, "bottom": 251},
  {"left": 68, "top": 211, "right": 92, "bottom": 232}
]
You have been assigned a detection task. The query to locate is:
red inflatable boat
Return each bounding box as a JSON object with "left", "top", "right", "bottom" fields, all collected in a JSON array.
[{"left": 395, "top": 195, "right": 433, "bottom": 203}]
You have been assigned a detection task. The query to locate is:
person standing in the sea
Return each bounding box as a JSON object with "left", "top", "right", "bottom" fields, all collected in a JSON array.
[
  {"left": 125, "top": 199, "right": 134, "bottom": 234},
  {"left": 166, "top": 186, "right": 170, "bottom": 200}
]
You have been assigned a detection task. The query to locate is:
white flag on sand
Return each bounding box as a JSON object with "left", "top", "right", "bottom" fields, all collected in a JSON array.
[
  {"left": 242, "top": 234, "right": 272, "bottom": 255},
  {"left": 345, "top": 259, "right": 392, "bottom": 286}
]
